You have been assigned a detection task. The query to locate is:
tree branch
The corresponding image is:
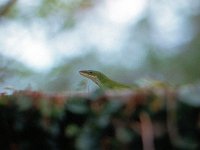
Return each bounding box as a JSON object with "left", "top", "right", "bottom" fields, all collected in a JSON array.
[{"left": 0, "top": 0, "right": 17, "bottom": 17}]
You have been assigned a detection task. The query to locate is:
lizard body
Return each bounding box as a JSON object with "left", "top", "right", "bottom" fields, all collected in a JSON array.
[{"left": 79, "top": 70, "right": 134, "bottom": 89}]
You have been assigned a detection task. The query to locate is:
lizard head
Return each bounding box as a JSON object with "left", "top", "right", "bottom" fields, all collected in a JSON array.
[
  {"left": 79, "top": 70, "right": 105, "bottom": 87},
  {"left": 79, "top": 70, "right": 132, "bottom": 89}
]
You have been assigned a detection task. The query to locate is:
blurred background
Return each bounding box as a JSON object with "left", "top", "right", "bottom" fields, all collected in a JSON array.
[{"left": 0, "top": 0, "right": 200, "bottom": 92}]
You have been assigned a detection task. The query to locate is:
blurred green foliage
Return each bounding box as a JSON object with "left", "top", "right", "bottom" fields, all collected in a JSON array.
[
  {"left": 0, "top": 54, "right": 33, "bottom": 83},
  {"left": 0, "top": 88, "right": 199, "bottom": 149}
]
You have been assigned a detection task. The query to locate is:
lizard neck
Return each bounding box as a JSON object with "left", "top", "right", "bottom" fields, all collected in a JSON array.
[{"left": 96, "top": 74, "right": 130, "bottom": 89}]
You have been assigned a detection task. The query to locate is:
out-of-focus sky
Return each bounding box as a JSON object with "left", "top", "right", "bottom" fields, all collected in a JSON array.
[
  {"left": 0, "top": 0, "right": 200, "bottom": 92},
  {"left": 0, "top": 0, "right": 196, "bottom": 72},
  {"left": 0, "top": 0, "right": 146, "bottom": 71}
]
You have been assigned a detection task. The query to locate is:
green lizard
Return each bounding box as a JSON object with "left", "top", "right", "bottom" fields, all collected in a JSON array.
[{"left": 79, "top": 70, "right": 134, "bottom": 89}]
